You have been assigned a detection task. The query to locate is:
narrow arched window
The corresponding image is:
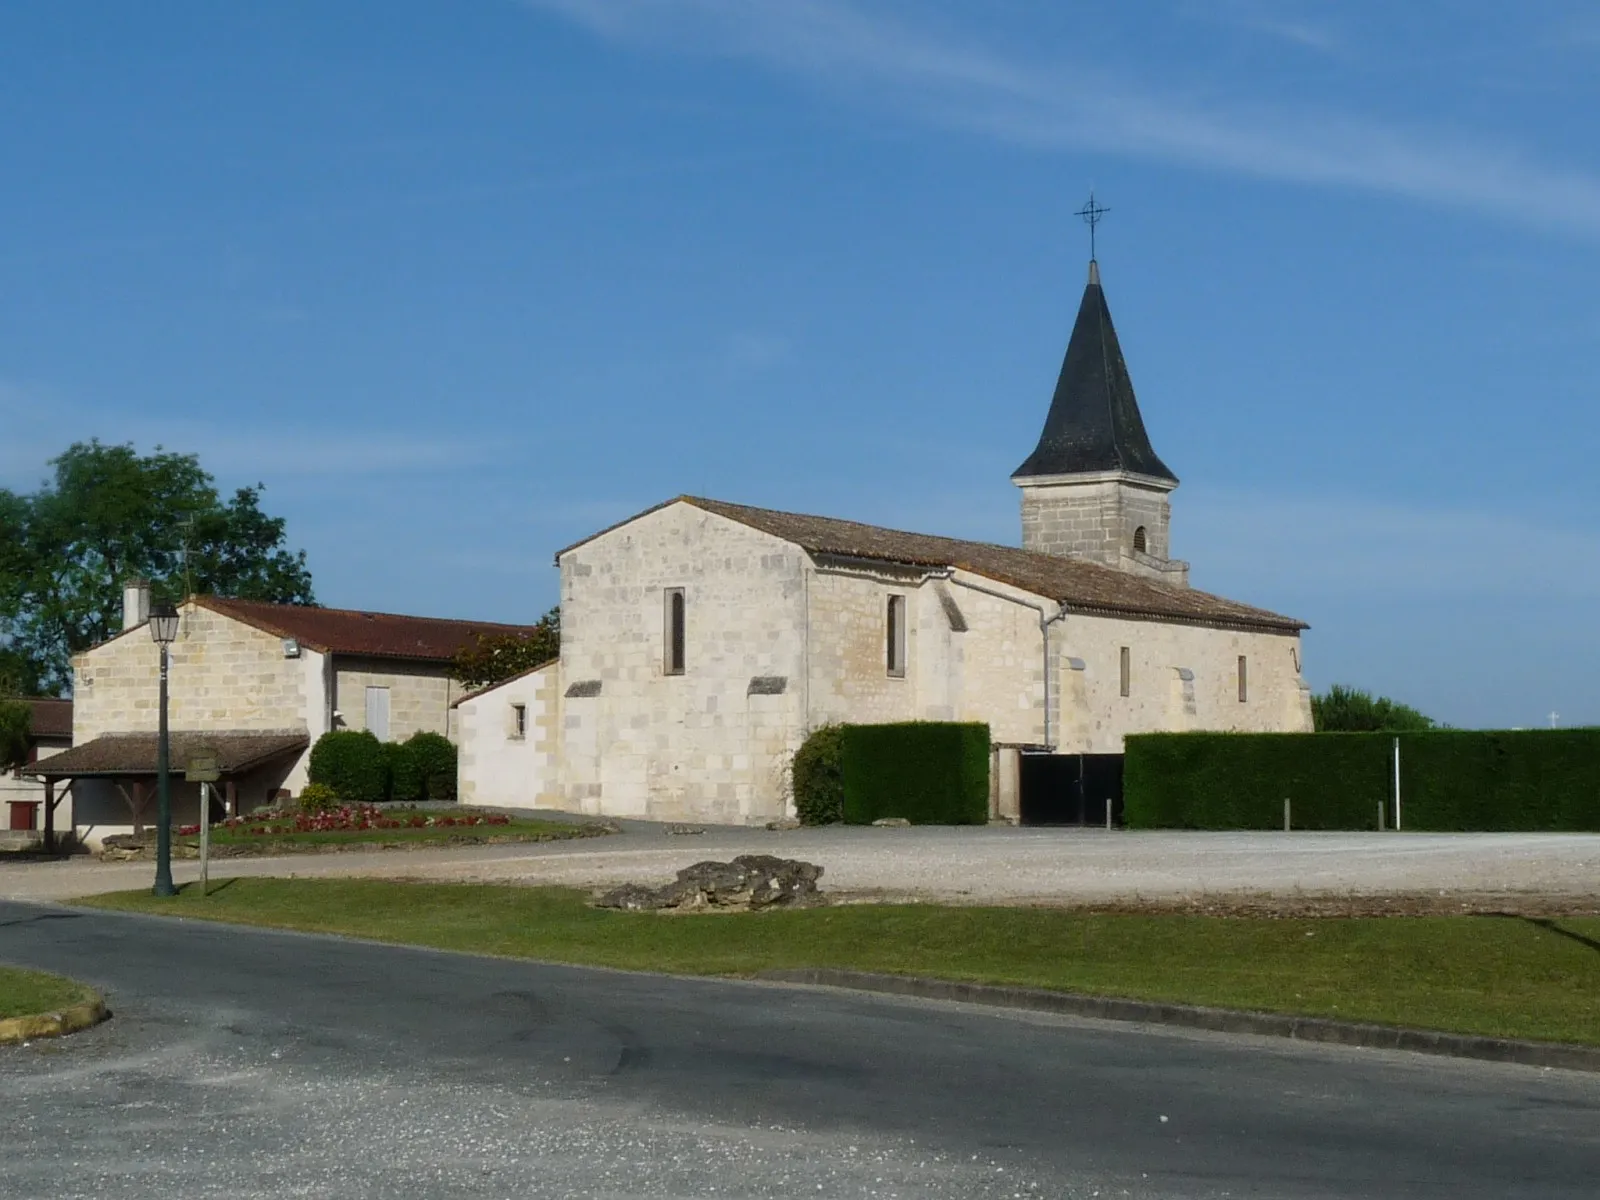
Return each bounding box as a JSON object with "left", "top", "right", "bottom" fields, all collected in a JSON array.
[
  {"left": 664, "top": 588, "right": 686, "bottom": 675},
  {"left": 1132, "top": 526, "right": 1148, "bottom": 554},
  {"left": 886, "top": 594, "right": 907, "bottom": 678}
]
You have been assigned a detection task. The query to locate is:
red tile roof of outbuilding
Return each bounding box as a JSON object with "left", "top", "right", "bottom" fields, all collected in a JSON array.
[
  {"left": 25, "top": 698, "right": 73, "bottom": 741},
  {"left": 194, "top": 597, "right": 546, "bottom": 663}
]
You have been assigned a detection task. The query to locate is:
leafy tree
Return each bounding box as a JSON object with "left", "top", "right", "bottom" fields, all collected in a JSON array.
[
  {"left": 0, "top": 440, "right": 315, "bottom": 692},
  {"left": 0, "top": 646, "right": 43, "bottom": 697},
  {"left": 1312, "top": 684, "right": 1436, "bottom": 733},
  {"left": 451, "top": 606, "right": 559, "bottom": 690},
  {"left": 0, "top": 697, "right": 28, "bottom": 771}
]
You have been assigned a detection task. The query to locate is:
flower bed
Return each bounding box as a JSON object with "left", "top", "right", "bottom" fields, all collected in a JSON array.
[{"left": 179, "top": 805, "right": 513, "bottom": 839}]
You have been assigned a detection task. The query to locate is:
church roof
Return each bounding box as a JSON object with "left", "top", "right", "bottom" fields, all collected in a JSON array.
[
  {"left": 560, "top": 497, "right": 1305, "bottom": 633},
  {"left": 1013, "top": 262, "right": 1177, "bottom": 484}
]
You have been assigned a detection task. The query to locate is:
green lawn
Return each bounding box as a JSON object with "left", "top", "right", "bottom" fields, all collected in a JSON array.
[
  {"left": 204, "top": 817, "right": 598, "bottom": 851},
  {"left": 0, "top": 966, "right": 98, "bottom": 1020},
  {"left": 79, "top": 879, "right": 1600, "bottom": 1046}
]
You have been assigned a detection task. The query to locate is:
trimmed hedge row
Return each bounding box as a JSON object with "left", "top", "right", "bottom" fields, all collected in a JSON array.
[
  {"left": 841, "top": 722, "right": 990, "bottom": 826},
  {"left": 307, "top": 729, "right": 459, "bottom": 804},
  {"left": 1124, "top": 729, "right": 1600, "bottom": 832},
  {"left": 792, "top": 721, "right": 992, "bottom": 826},
  {"left": 1399, "top": 730, "right": 1598, "bottom": 832}
]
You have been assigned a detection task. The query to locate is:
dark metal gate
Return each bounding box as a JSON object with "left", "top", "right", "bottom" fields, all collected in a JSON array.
[{"left": 1019, "top": 753, "right": 1124, "bottom": 827}]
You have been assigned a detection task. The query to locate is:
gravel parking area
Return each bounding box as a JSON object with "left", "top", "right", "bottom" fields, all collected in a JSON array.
[{"left": 3, "top": 821, "right": 1597, "bottom": 909}]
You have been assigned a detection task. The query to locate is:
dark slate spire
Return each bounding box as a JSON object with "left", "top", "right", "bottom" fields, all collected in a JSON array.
[{"left": 1013, "top": 261, "right": 1177, "bottom": 483}]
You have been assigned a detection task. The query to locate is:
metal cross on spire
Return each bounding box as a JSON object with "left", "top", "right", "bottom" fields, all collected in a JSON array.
[{"left": 1076, "top": 192, "right": 1110, "bottom": 262}]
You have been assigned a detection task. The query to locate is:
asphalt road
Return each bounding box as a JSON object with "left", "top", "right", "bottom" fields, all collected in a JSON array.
[{"left": 1, "top": 900, "right": 1597, "bottom": 1199}]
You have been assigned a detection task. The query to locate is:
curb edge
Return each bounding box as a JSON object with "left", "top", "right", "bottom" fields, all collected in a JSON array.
[
  {"left": 0, "top": 997, "right": 110, "bottom": 1045},
  {"left": 756, "top": 969, "right": 1600, "bottom": 1074}
]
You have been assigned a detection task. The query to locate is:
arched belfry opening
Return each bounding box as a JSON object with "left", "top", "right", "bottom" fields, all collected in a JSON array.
[{"left": 1132, "top": 526, "right": 1147, "bottom": 554}]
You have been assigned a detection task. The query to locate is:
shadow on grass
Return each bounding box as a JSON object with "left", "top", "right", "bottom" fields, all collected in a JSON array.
[
  {"left": 175, "top": 877, "right": 241, "bottom": 898},
  {"left": 1481, "top": 912, "right": 1600, "bottom": 958},
  {"left": 1523, "top": 916, "right": 1600, "bottom": 957}
]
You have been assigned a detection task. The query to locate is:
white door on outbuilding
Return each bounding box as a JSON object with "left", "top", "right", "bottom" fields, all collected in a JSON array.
[{"left": 365, "top": 686, "right": 391, "bottom": 741}]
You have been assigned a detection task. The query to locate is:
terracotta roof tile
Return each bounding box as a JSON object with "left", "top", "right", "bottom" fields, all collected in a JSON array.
[
  {"left": 195, "top": 597, "right": 547, "bottom": 663},
  {"left": 30, "top": 731, "right": 309, "bottom": 778},
  {"left": 24, "top": 698, "right": 73, "bottom": 741},
  {"left": 563, "top": 496, "right": 1305, "bottom": 634}
]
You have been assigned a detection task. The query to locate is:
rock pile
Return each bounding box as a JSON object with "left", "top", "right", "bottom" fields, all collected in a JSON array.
[{"left": 596, "top": 855, "right": 825, "bottom": 912}]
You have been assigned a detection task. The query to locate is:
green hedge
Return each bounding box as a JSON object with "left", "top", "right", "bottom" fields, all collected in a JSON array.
[
  {"left": 406, "top": 731, "right": 458, "bottom": 801},
  {"left": 308, "top": 730, "right": 388, "bottom": 804},
  {"left": 1124, "top": 729, "right": 1600, "bottom": 832},
  {"left": 1400, "top": 730, "right": 1599, "bottom": 832},
  {"left": 841, "top": 722, "right": 989, "bottom": 826},
  {"left": 793, "top": 724, "right": 845, "bottom": 825},
  {"left": 383, "top": 741, "right": 424, "bottom": 803}
]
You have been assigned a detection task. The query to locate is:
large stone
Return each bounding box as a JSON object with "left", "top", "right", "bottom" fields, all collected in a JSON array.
[{"left": 596, "top": 855, "right": 825, "bottom": 912}]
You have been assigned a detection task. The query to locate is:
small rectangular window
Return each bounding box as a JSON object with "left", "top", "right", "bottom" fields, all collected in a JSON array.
[
  {"left": 365, "top": 686, "right": 391, "bottom": 741},
  {"left": 886, "top": 594, "right": 907, "bottom": 678},
  {"left": 664, "top": 588, "right": 686, "bottom": 675},
  {"left": 1238, "top": 655, "right": 1248, "bottom": 703},
  {"left": 1119, "top": 647, "right": 1131, "bottom": 698},
  {"left": 511, "top": 703, "right": 527, "bottom": 739}
]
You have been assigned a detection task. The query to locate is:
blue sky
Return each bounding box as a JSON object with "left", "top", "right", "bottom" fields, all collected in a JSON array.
[{"left": 2, "top": 1, "right": 1596, "bottom": 728}]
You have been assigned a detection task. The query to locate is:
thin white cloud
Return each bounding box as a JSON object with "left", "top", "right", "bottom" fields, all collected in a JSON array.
[
  {"left": 521, "top": 0, "right": 1600, "bottom": 239},
  {"left": 0, "top": 383, "right": 491, "bottom": 490},
  {"left": 1191, "top": 0, "right": 1344, "bottom": 54}
]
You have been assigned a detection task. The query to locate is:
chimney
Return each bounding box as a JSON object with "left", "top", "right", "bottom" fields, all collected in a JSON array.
[{"left": 122, "top": 578, "right": 151, "bottom": 631}]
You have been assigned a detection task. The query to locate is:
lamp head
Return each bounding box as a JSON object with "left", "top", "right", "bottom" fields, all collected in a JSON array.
[{"left": 148, "top": 602, "right": 180, "bottom": 646}]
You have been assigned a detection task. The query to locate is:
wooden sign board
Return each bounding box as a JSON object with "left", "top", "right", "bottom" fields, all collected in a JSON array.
[{"left": 184, "top": 750, "right": 221, "bottom": 783}]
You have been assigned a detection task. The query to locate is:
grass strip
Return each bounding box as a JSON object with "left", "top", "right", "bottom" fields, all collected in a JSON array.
[
  {"left": 0, "top": 966, "right": 99, "bottom": 1020},
  {"left": 78, "top": 878, "right": 1600, "bottom": 1046},
  {"left": 205, "top": 817, "right": 597, "bottom": 852}
]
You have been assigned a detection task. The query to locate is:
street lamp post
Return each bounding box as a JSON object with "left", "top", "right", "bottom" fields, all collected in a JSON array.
[{"left": 149, "top": 601, "right": 180, "bottom": 898}]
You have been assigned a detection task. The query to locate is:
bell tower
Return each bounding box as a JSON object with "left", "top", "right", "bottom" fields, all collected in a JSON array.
[{"left": 1012, "top": 210, "right": 1188, "bottom": 585}]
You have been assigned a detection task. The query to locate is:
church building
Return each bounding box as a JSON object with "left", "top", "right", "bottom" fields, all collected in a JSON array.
[{"left": 456, "top": 258, "right": 1313, "bottom": 823}]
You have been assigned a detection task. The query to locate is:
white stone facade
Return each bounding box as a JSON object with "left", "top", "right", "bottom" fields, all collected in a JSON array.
[
  {"left": 333, "top": 658, "right": 462, "bottom": 743},
  {"left": 555, "top": 505, "right": 807, "bottom": 824},
  {"left": 64, "top": 599, "right": 467, "bottom": 845},
  {"left": 458, "top": 501, "right": 1312, "bottom": 823},
  {"left": 456, "top": 663, "right": 560, "bottom": 808},
  {"left": 74, "top": 606, "right": 316, "bottom": 739},
  {"left": 1018, "top": 471, "right": 1189, "bottom": 585}
]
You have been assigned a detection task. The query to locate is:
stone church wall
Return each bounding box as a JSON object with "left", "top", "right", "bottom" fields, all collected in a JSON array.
[
  {"left": 455, "top": 662, "right": 560, "bottom": 808},
  {"left": 802, "top": 565, "right": 1310, "bottom": 757},
  {"left": 522, "top": 500, "right": 1312, "bottom": 826},
  {"left": 804, "top": 569, "right": 1060, "bottom": 748},
  {"left": 555, "top": 503, "right": 807, "bottom": 823},
  {"left": 1020, "top": 476, "right": 1173, "bottom": 567},
  {"left": 1056, "top": 612, "right": 1313, "bottom": 752}
]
